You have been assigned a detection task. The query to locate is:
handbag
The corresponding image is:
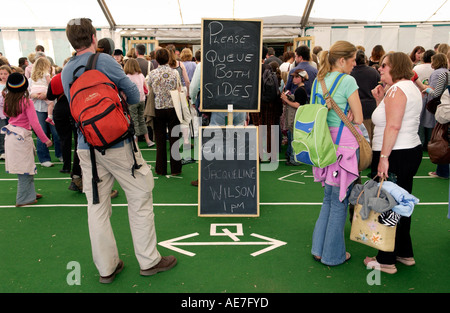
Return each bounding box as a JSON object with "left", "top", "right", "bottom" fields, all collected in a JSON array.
[
  {"left": 350, "top": 177, "right": 397, "bottom": 252},
  {"left": 427, "top": 122, "right": 450, "bottom": 164},
  {"left": 320, "top": 80, "right": 373, "bottom": 171}
]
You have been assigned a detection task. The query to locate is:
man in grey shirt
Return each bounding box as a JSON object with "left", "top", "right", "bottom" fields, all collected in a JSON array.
[
  {"left": 135, "top": 43, "right": 153, "bottom": 77},
  {"left": 61, "top": 18, "right": 176, "bottom": 284}
]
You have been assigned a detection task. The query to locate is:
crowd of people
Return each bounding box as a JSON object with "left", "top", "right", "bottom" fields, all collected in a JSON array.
[{"left": 0, "top": 18, "right": 449, "bottom": 282}]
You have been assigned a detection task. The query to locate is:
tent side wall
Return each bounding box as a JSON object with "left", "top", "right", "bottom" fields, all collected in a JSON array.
[
  {"left": 306, "top": 24, "right": 450, "bottom": 53},
  {"left": 0, "top": 23, "right": 449, "bottom": 68}
]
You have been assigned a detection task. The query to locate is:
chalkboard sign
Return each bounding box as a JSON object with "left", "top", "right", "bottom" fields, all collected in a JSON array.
[
  {"left": 201, "top": 18, "right": 262, "bottom": 112},
  {"left": 199, "top": 126, "right": 259, "bottom": 216}
]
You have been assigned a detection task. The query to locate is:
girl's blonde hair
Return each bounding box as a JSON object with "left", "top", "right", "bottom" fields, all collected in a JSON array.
[
  {"left": 31, "top": 57, "right": 51, "bottom": 81},
  {"left": 123, "top": 58, "right": 141, "bottom": 75},
  {"left": 318, "top": 40, "right": 357, "bottom": 80}
]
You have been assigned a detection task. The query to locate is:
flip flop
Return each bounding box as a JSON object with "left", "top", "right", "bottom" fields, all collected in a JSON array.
[{"left": 364, "top": 256, "right": 397, "bottom": 274}]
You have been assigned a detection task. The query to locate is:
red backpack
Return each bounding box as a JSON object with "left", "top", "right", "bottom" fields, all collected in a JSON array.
[
  {"left": 69, "top": 53, "right": 140, "bottom": 204},
  {"left": 70, "top": 52, "right": 133, "bottom": 151}
]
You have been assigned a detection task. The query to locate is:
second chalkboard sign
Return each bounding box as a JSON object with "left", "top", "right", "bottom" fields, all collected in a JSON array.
[
  {"left": 201, "top": 18, "right": 262, "bottom": 112},
  {"left": 199, "top": 126, "right": 259, "bottom": 217}
]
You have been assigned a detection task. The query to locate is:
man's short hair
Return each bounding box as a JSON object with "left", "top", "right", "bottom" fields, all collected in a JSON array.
[
  {"left": 66, "top": 18, "right": 96, "bottom": 50},
  {"left": 136, "top": 44, "right": 146, "bottom": 56},
  {"left": 295, "top": 45, "right": 311, "bottom": 61}
]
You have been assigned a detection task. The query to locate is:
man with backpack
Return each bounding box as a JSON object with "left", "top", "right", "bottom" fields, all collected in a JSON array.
[{"left": 61, "top": 18, "right": 176, "bottom": 283}]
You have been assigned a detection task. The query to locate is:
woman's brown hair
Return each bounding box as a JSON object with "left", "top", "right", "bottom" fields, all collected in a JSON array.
[
  {"left": 431, "top": 53, "right": 448, "bottom": 70},
  {"left": 381, "top": 52, "right": 414, "bottom": 82}
]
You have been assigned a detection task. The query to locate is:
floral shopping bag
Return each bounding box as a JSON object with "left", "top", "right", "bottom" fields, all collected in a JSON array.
[{"left": 350, "top": 179, "right": 397, "bottom": 252}]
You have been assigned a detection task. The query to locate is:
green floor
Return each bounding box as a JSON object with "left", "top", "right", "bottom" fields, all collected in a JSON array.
[{"left": 0, "top": 140, "right": 449, "bottom": 295}]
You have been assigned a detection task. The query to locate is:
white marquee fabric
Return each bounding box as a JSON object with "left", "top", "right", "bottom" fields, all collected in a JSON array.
[
  {"left": 0, "top": 0, "right": 449, "bottom": 67},
  {"left": 2, "top": 0, "right": 449, "bottom": 28}
]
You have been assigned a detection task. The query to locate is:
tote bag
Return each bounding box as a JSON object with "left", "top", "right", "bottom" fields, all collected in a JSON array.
[
  {"left": 170, "top": 88, "right": 192, "bottom": 125},
  {"left": 350, "top": 178, "right": 397, "bottom": 252}
]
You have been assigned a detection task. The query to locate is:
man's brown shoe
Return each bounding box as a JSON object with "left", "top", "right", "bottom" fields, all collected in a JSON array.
[
  {"left": 140, "top": 256, "right": 177, "bottom": 276},
  {"left": 99, "top": 260, "right": 124, "bottom": 284}
]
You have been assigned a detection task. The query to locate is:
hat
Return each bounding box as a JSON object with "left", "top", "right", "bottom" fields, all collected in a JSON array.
[
  {"left": 113, "top": 49, "right": 123, "bottom": 56},
  {"left": 290, "top": 69, "right": 308, "bottom": 80},
  {"left": 6, "top": 73, "right": 28, "bottom": 93},
  {"left": 97, "top": 38, "right": 115, "bottom": 56}
]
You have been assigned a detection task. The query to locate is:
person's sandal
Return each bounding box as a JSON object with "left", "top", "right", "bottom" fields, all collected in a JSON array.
[
  {"left": 396, "top": 256, "right": 415, "bottom": 266},
  {"left": 345, "top": 252, "right": 351, "bottom": 262},
  {"left": 364, "top": 256, "right": 397, "bottom": 274},
  {"left": 312, "top": 252, "right": 350, "bottom": 263}
]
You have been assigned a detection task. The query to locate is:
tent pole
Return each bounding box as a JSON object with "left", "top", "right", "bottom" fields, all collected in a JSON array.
[
  {"left": 300, "top": 0, "right": 315, "bottom": 36},
  {"left": 97, "top": 0, "right": 116, "bottom": 31}
]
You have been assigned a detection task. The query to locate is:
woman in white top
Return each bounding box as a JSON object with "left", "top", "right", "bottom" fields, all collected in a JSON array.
[{"left": 367, "top": 52, "right": 423, "bottom": 274}]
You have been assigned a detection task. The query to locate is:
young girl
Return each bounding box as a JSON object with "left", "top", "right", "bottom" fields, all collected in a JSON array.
[
  {"left": 0, "top": 65, "right": 11, "bottom": 159},
  {"left": 30, "top": 57, "right": 55, "bottom": 125},
  {"left": 1, "top": 73, "right": 52, "bottom": 207},
  {"left": 124, "top": 58, "right": 155, "bottom": 147}
]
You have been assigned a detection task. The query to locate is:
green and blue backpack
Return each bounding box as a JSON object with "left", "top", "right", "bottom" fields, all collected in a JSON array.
[{"left": 291, "top": 73, "right": 348, "bottom": 168}]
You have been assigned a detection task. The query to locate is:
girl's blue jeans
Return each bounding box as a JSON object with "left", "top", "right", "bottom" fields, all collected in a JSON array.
[{"left": 311, "top": 183, "right": 350, "bottom": 266}]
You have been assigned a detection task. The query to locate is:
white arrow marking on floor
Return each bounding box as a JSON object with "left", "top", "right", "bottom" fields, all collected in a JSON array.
[
  {"left": 278, "top": 170, "right": 307, "bottom": 184},
  {"left": 158, "top": 232, "right": 287, "bottom": 257}
]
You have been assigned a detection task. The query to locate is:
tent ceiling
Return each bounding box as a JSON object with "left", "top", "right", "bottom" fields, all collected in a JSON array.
[{"left": 3, "top": 0, "right": 450, "bottom": 29}]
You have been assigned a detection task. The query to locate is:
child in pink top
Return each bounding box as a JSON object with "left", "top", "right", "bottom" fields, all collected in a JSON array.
[
  {"left": 1, "top": 73, "right": 52, "bottom": 207},
  {"left": 0, "top": 65, "right": 11, "bottom": 159}
]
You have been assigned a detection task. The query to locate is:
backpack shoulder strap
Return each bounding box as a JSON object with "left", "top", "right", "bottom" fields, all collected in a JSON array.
[
  {"left": 310, "top": 78, "right": 319, "bottom": 104},
  {"left": 323, "top": 73, "right": 348, "bottom": 146},
  {"left": 328, "top": 73, "right": 346, "bottom": 97},
  {"left": 70, "top": 53, "right": 100, "bottom": 88},
  {"left": 85, "top": 52, "right": 100, "bottom": 71},
  {"left": 311, "top": 73, "right": 346, "bottom": 105}
]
